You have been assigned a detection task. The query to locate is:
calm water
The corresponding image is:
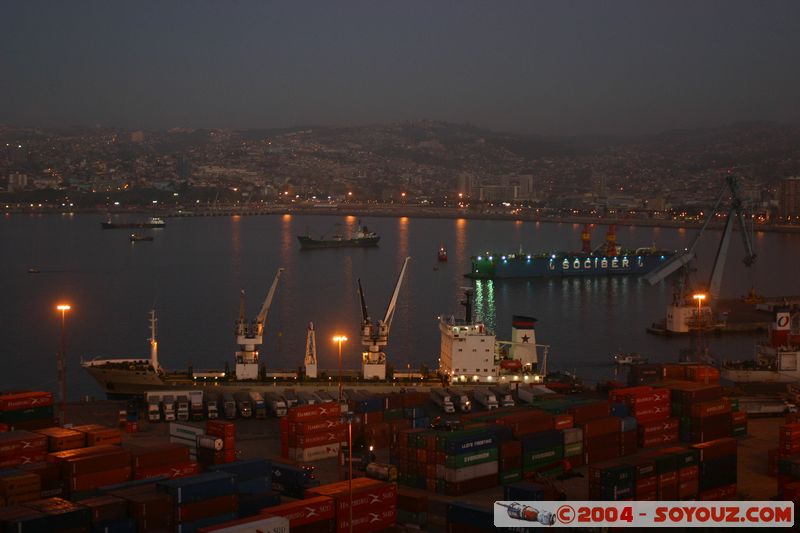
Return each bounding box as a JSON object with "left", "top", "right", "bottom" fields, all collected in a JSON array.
[{"left": 2, "top": 213, "right": 800, "bottom": 398}]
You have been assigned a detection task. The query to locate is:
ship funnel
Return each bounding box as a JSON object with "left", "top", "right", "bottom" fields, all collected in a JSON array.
[{"left": 511, "top": 315, "right": 538, "bottom": 365}]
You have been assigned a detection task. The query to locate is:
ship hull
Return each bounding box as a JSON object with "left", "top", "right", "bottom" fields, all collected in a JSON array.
[
  {"left": 721, "top": 368, "right": 800, "bottom": 383},
  {"left": 102, "top": 222, "right": 165, "bottom": 229},
  {"left": 297, "top": 236, "right": 380, "bottom": 249},
  {"left": 468, "top": 251, "right": 674, "bottom": 279}
]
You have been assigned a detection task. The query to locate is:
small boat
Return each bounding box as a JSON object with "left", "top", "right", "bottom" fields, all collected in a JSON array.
[
  {"left": 613, "top": 352, "right": 649, "bottom": 365},
  {"left": 438, "top": 246, "right": 448, "bottom": 262},
  {"left": 27, "top": 268, "right": 40, "bottom": 274},
  {"left": 129, "top": 233, "right": 154, "bottom": 242}
]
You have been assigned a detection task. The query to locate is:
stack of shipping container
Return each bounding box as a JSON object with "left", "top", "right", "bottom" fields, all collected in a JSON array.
[
  {"left": 306, "top": 477, "right": 397, "bottom": 533},
  {"left": 0, "top": 392, "right": 55, "bottom": 432},
  {"left": 281, "top": 404, "right": 343, "bottom": 461}
]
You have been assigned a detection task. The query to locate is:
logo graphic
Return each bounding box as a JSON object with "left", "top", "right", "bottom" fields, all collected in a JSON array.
[{"left": 497, "top": 502, "right": 556, "bottom": 525}]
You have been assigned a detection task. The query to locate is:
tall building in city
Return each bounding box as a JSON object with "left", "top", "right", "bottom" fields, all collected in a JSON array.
[
  {"left": 594, "top": 173, "right": 607, "bottom": 199},
  {"left": 779, "top": 177, "right": 800, "bottom": 218}
]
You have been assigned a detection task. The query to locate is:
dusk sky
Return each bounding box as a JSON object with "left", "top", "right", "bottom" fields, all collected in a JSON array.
[{"left": 2, "top": 1, "right": 799, "bottom": 135}]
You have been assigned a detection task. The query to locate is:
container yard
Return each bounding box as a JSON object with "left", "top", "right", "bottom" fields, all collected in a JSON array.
[{"left": 0, "top": 365, "right": 795, "bottom": 531}]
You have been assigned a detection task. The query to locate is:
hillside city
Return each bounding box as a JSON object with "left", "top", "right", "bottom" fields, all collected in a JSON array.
[{"left": 2, "top": 120, "right": 800, "bottom": 227}]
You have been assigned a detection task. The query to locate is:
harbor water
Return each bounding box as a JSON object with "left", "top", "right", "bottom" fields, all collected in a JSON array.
[{"left": 2, "top": 213, "right": 800, "bottom": 398}]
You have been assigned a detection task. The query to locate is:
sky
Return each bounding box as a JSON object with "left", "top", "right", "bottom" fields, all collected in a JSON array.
[{"left": 1, "top": 1, "right": 799, "bottom": 135}]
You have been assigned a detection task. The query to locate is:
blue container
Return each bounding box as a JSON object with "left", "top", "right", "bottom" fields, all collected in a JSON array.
[
  {"left": 403, "top": 406, "right": 426, "bottom": 419},
  {"left": 271, "top": 462, "right": 317, "bottom": 498},
  {"left": 446, "top": 502, "right": 493, "bottom": 529},
  {"left": 504, "top": 481, "right": 546, "bottom": 501},
  {"left": 209, "top": 459, "right": 272, "bottom": 483},
  {"left": 412, "top": 417, "right": 430, "bottom": 429},
  {"left": 355, "top": 397, "right": 384, "bottom": 413},
  {"left": 238, "top": 490, "right": 281, "bottom": 517},
  {"left": 520, "top": 430, "right": 562, "bottom": 452},
  {"left": 621, "top": 416, "right": 638, "bottom": 432},
  {"left": 236, "top": 476, "right": 272, "bottom": 495},
  {"left": 157, "top": 472, "right": 236, "bottom": 504},
  {"left": 176, "top": 513, "right": 238, "bottom": 533},
  {"left": 611, "top": 403, "right": 630, "bottom": 417},
  {"left": 92, "top": 518, "right": 137, "bottom": 533},
  {"left": 444, "top": 434, "right": 496, "bottom": 455}
]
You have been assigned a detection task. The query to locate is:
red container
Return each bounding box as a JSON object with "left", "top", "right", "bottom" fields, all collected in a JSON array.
[
  {"left": 662, "top": 364, "right": 686, "bottom": 380},
  {"left": 569, "top": 402, "right": 611, "bottom": 424},
  {"left": 127, "top": 443, "right": 190, "bottom": 470},
  {"left": 0, "top": 392, "right": 54, "bottom": 411},
  {"left": 690, "top": 399, "right": 731, "bottom": 418},
  {"left": 500, "top": 440, "right": 522, "bottom": 459},
  {"left": 0, "top": 431, "right": 47, "bottom": 457},
  {"left": 657, "top": 471, "right": 678, "bottom": 499},
  {"left": 624, "top": 457, "right": 656, "bottom": 479},
  {"left": 581, "top": 417, "right": 621, "bottom": 438},
  {"left": 288, "top": 404, "right": 341, "bottom": 422},
  {"left": 639, "top": 428, "right": 679, "bottom": 448},
  {"left": 679, "top": 465, "right": 699, "bottom": 482},
  {"left": 18, "top": 461, "right": 60, "bottom": 490},
  {"left": 638, "top": 418, "right": 679, "bottom": 437},
  {"left": 176, "top": 494, "right": 238, "bottom": 522},
  {"left": 445, "top": 473, "right": 497, "bottom": 496},
  {"left": 59, "top": 449, "right": 131, "bottom": 476},
  {"left": 0, "top": 452, "right": 46, "bottom": 468},
  {"left": 290, "top": 419, "right": 345, "bottom": 435},
  {"left": 553, "top": 414, "right": 574, "bottom": 430},
  {"left": 505, "top": 417, "right": 554, "bottom": 438},
  {"left": 678, "top": 479, "right": 699, "bottom": 498},
  {"left": 586, "top": 433, "right": 620, "bottom": 450},
  {"left": 397, "top": 489, "right": 427, "bottom": 513},
  {"left": 69, "top": 466, "right": 132, "bottom": 492},
  {"left": 336, "top": 507, "right": 395, "bottom": 533},
  {"left": 609, "top": 386, "right": 653, "bottom": 402},
  {"left": 731, "top": 411, "right": 747, "bottom": 425},
  {"left": 670, "top": 384, "right": 723, "bottom": 404},
  {"left": 134, "top": 461, "right": 199, "bottom": 480},
  {"left": 306, "top": 478, "right": 396, "bottom": 514},
  {"left": 290, "top": 428, "right": 347, "bottom": 448},
  {"left": 363, "top": 411, "right": 384, "bottom": 425},
  {"left": 697, "top": 483, "right": 736, "bottom": 501},
  {"left": 690, "top": 437, "right": 737, "bottom": 462},
  {"left": 630, "top": 401, "right": 671, "bottom": 423},
  {"left": 123, "top": 490, "right": 173, "bottom": 520},
  {"left": 76, "top": 495, "right": 128, "bottom": 523},
  {"left": 206, "top": 421, "right": 236, "bottom": 439},
  {"left": 780, "top": 423, "right": 800, "bottom": 441},
  {"left": 584, "top": 446, "right": 618, "bottom": 465},
  {"left": 635, "top": 475, "right": 657, "bottom": 495},
  {"left": 260, "top": 495, "right": 335, "bottom": 527},
  {"left": 685, "top": 365, "right": 720, "bottom": 383}
]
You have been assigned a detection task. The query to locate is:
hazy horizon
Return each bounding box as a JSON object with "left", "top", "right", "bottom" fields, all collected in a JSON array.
[{"left": 3, "top": 1, "right": 799, "bottom": 136}]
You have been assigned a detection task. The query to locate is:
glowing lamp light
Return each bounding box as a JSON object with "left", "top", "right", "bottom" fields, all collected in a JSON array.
[
  {"left": 56, "top": 304, "right": 71, "bottom": 312},
  {"left": 488, "top": 256, "right": 493, "bottom": 261},
  {"left": 477, "top": 256, "right": 482, "bottom": 261}
]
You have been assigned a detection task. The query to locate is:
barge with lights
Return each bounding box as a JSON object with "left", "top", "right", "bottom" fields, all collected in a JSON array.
[{"left": 467, "top": 225, "right": 675, "bottom": 279}]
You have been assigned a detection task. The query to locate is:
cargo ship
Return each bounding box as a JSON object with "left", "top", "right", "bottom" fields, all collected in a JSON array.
[
  {"left": 721, "top": 308, "right": 800, "bottom": 383},
  {"left": 467, "top": 225, "right": 675, "bottom": 279},
  {"left": 297, "top": 222, "right": 379, "bottom": 250},
  {"left": 102, "top": 217, "right": 165, "bottom": 229}
]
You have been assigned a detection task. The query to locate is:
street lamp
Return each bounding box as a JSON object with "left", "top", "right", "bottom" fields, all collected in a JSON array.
[
  {"left": 332, "top": 335, "right": 347, "bottom": 404},
  {"left": 342, "top": 410, "right": 356, "bottom": 533},
  {"left": 56, "top": 304, "right": 71, "bottom": 425},
  {"left": 693, "top": 293, "right": 706, "bottom": 321}
]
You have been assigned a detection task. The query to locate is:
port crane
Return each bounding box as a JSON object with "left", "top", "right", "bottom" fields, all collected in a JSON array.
[
  {"left": 357, "top": 257, "right": 411, "bottom": 380},
  {"left": 235, "top": 268, "right": 284, "bottom": 380},
  {"left": 645, "top": 174, "right": 757, "bottom": 334}
]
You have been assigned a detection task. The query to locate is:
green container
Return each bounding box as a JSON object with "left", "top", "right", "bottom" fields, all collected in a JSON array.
[
  {"left": 0, "top": 405, "right": 54, "bottom": 423},
  {"left": 384, "top": 409, "right": 404, "bottom": 421},
  {"left": 499, "top": 470, "right": 522, "bottom": 484},
  {"left": 671, "top": 448, "right": 700, "bottom": 468},
  {"left": 436, "top": 478, "right": 446, "bottom": 494},
  {"left": 564, "top": 442, "right": 583, "bottom": 457},
  {"left": 444, "top": 447, "right": 498, "bottom": 469},
  {"left": 728, "top": 398, "right": 739, "bottom": 412},
  {"left": 398, "top": 510, "right": 427, "bottom": 527},
  {"left": 536, "top": 464, "right": 564, "bottom": 478},
  {"left": 732, "top": 424, "right": 747, "bottom": 437},
  {"left": 523, "top": 446, "right": 564, "bottom": 468}
]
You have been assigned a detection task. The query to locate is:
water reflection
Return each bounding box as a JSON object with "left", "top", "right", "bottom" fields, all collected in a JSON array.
[{"left": 473, "top": 279, "right": 496, "bottom": 332}]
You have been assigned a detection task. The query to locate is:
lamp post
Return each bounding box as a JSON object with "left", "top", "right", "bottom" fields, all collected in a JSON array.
[
  {"left": 333, "top": 335, "right": 347, "bottom": 404},
  {"left": 343, "top": 410, "right": 355, "bottom": 533},
  {"left": 56, "top": 304, "right": 71, "bottom": 425},
  {"left": 693, "top": 293, "right": 706, "bottom": 322}
]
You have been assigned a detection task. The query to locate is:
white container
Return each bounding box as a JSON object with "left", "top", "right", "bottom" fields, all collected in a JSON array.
[
  {"left": 443, "top": 460, "right": 498, "bottom": 483},
  {"left": 562, "top": 427, "right": 583, "bottom": 445},
  {"left": 290, "top": 443, "right": 340, "bottom": 462},
  {"left": 197, "top": 435, "right": 224, "bottom": 451}
]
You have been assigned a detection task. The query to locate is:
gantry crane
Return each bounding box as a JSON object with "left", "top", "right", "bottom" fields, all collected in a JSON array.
[
  {"left": 304, "top": 322, "right": 317, "bottom": 378},
  {"left": 645, "top": 174, "right": 757, "bottom": 334},
  {"left": 235, "top": 268, "right": 284, "bottom": 380},
  {"left": 357, "top": 257, "right": 411, "bottom": 380}
]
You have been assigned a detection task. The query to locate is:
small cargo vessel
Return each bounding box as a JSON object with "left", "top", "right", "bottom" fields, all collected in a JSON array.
[
  {"left": 102, "top": 217, "right": 165, "bottom": 229},
  {"left": 297, "top": 222, "right": 379, "bottom": 249},
  {"left": 129, "top": 233, "right": 154, "bottom": 242},
  {"left": 613, "top": 352, "right": 648, "bottom": 365},
  {"left": 438, "top": 246, "right": 448, "bottom": 262}
]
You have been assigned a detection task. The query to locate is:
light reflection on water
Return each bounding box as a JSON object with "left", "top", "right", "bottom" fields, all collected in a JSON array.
[{"left": 2, "top": 213, "right": 800, "bottom": 397}]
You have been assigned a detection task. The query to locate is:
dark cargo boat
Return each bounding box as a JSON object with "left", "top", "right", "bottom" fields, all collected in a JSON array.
[
  {"left": 297, "top": 222, "right": 379, "bottom": 250},
  {"left": 102, "top": 217, "right": 165, "bottom": 229}
]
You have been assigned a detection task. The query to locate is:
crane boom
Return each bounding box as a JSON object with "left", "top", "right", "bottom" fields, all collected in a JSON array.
[
  {"left": 254, "top": 268, "right": 284, "bottom": 336},
  {"left": 357, "top": 278, "right": 370, "bottom": 323},
  {"left": 382, "top": 257, "right": 411, "bottom": 330}
]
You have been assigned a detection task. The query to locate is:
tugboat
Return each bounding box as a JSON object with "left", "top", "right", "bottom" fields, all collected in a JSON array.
[
  {"left": 613, "top": 352, "right": 649, "bottom": 365},
  {"left": 297, "top": 221, "right": 379, "bottom": 250},
  {"left": 129, "top": 233, "right": 154, "bottom": 242},
  {"left": 438, "top": 246, "right": 448, "bottom": 262}
]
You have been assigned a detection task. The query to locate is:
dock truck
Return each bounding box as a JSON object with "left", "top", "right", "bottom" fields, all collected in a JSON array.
[
  {"left": 206, "top": 393, "right": 219, "bottom": 420},
  {"left": 517, "top": 384, "right": 555, "bottom": 404},
  {"left": 249, "top": 391, "right": 267, "bottom": 419},
  {"left": 190, "top": 394, "right": 204, "bottom": 421},
  {"left": 176, "top": 395, "right": 190, "bottom": 421},
  {"left": 297, "top": 391, "right": 317, "bottom": 405},
  {"left": 223, "top": 393, "right": 237, "bottom": 419},
  {"left": 473, "top": 388, "right": 499, "bottom": 410},
  {"left": 430, "top": 388, "right": 455, "bottom": 413},
  {"left": 489, "top": 385, "right": 515, "bottom": 408},
  {"left": 281, "top": 389, "right": 299, "bottom": 408},
  {"left": 235, "top": 392, "right": 253, "bottom": 418},
  {"left": 146, "top": 393, "right": 161, "bottom": 422},
  {"left": 264, "top": 392, "right": 288, "bottom": 417},
  {"left": 446, "top": 388, "right": 472, "bottom": 413}
]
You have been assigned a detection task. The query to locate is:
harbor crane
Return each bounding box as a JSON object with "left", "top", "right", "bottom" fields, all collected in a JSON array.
[
  {"left": 235, "top": 267, "right": 284, "bottom": 380},
  {"left": 645, "top": 174, "right": 757, "bottom": 334},
  {"left": 304, "top": 322, "right": 318, "bottom": 378},
  {"left": 357, "top": 257, "right": 411, "bottom": 380}
]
